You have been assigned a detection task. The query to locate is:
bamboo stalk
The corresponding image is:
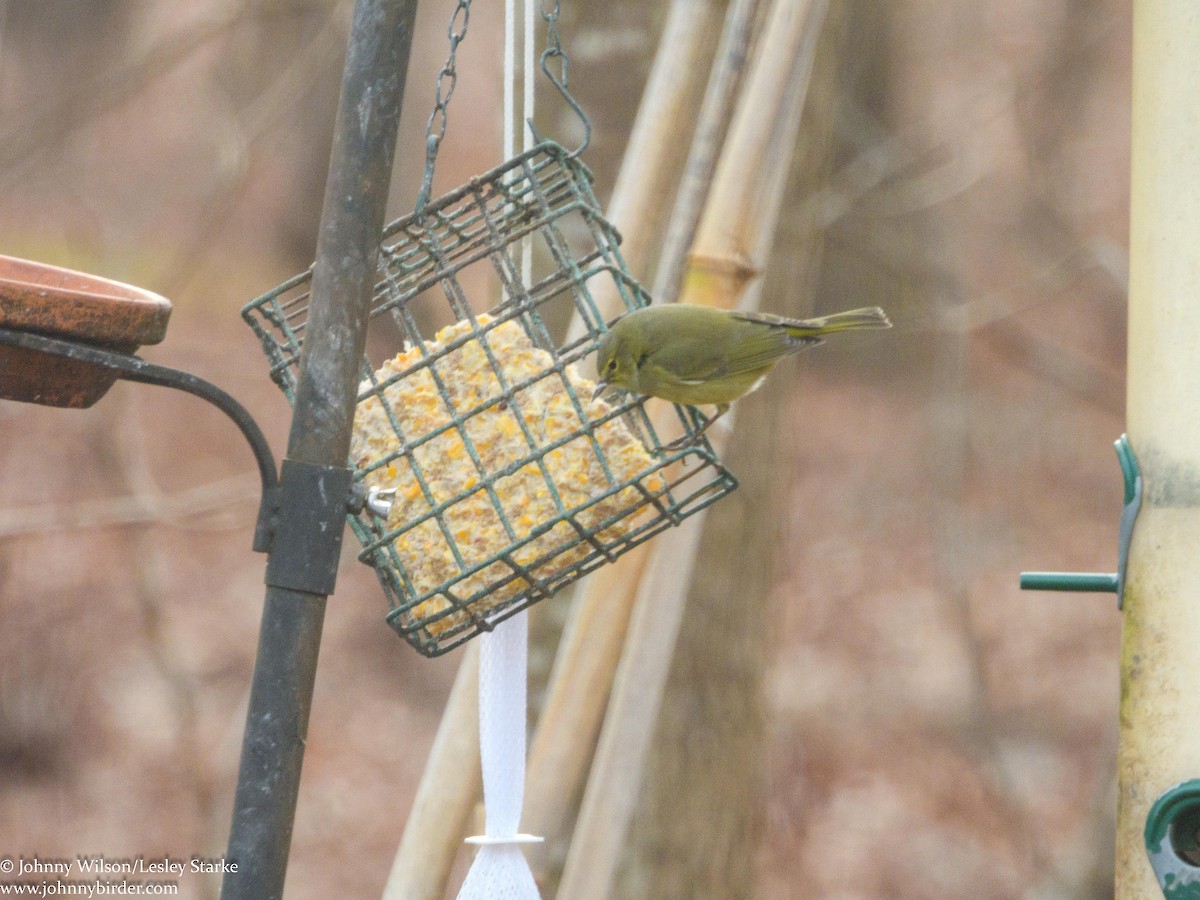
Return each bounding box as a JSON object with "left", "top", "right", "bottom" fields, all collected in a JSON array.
[
  {"left": 555, "top": 500, "right": 717, "bottom": 900},
  {"left": 602, "top": 0, "right": 728, "bottom": 282},
  {"left": 381, "top": 645, "right": 481, "bottom": 900},
  {"left": 556, "top": 2, "right": 829, "bottom": 898},
  {"left": 683, "top": 0, "right": 828, "bottom": 310},
  {"left": 565, "top": 0, "right": 727, "bottom": 346},
  {"left": 653, "top": 0, "right": 762, "bottom": 304},
  {"left": 1117, "top": 3, "right": 1200, "bottom": 896},
  {"left": 522, "top": 532, "right": 653, "bottom": 878}
]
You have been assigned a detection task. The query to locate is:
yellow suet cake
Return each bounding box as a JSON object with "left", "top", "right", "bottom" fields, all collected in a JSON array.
[{"left": 351, "top": 314, "right": 662, "bottom": 638}]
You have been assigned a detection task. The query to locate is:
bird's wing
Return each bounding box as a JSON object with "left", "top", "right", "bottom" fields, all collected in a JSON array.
[
  {"left": 648, "top": 326, "right": 814, "bottom": 381},
  {"left": 646, "top": 336, "right": 732, "bottom": 382},
  {"left": 719, "top": 322, "right": 821, "bottom": 374}
]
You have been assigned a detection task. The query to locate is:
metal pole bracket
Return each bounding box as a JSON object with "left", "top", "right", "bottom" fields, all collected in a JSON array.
[{"left": 263, "top": 458, "right": 355, "bottom": 597}]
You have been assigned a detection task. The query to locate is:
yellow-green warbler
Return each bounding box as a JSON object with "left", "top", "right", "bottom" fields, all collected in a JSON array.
[{"left": 593, "top": 304, "right": 891, "bottom": 436}]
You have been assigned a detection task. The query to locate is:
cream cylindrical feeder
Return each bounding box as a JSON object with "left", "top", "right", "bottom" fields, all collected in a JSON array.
[{"left": 1119, "top": 2, "right": 1200, "bottom": 896}]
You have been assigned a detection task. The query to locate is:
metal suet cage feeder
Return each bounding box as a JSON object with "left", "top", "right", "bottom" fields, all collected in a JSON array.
[{"left": 244, "top": 142, "right": 738, "bottom": 656}]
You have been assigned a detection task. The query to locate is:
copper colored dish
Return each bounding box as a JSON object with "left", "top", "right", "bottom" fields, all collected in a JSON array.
[{"left": 0, "top": 255, "right": 172, "bottom": 407}]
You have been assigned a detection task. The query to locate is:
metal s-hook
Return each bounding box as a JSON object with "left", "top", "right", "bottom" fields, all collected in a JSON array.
[{"left": 535, "top": 0, "right": 591, "bottom": 156}]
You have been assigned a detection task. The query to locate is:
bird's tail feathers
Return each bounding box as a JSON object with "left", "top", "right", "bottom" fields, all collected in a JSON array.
[{"left": 788, "top": 306, "right": 891, "bottom": 336}]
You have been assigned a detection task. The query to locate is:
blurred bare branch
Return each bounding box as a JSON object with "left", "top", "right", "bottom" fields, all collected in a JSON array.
[
  {"left": 0, "top": 1, "right": 339, "bottom": 178},
  {"left": 103, "top": 395, "right": 221, "bottom": 897},
  {"left": 0, "top": 472, "right": 259, "bottom": 539},
  {"left": 982, "top": 320, "right": 1123, "bottom": 416},
  {"left": 154, "top": 0, "right": 351, "bottom": 295}
]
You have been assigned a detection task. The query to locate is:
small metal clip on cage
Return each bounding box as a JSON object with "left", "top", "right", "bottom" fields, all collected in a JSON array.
[{"left": 244, "top": 143, "right": 738, "bottom": 656}]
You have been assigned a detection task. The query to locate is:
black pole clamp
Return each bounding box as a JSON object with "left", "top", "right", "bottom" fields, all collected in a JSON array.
[
  {"left": 259, "top": 464, "right": 397, "bottom": 596},
  {"left": 261, "top": 459, "right": 353, "bottom": 596}
]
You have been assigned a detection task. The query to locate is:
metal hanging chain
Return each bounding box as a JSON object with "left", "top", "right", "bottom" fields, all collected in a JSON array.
[
  {"left": 414, "top": 0, "right": 592, "bottom": 217},
  {"left": 415, "top": 0, "right": 473, "bottom": 216}
]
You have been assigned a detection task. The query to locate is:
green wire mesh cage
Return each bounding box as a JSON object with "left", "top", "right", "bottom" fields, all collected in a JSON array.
[{"left": 243, "top": 142, "right": 737, "bottom": 656}]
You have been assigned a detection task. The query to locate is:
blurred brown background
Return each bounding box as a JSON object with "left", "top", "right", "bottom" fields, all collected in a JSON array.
[{"left": 0, "top": 1, "right": 1128, "bottom": 897}]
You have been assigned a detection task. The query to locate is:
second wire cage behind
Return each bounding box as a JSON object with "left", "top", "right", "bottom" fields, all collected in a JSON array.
[{"left": 244, "top": 142, "right": 737, "bottom": 656}]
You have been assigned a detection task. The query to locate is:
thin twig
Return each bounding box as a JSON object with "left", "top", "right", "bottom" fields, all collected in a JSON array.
[
  {"left": 0, "top": 0, "right": 336, "bottom": 184},
  {"left": 652, "top": 0, "right": 762, "bottom": 304},
  {"left": 0, "top": 472, "right": 260, "bottom": 539},
  {"left": 109, "top": 397, "right": 220, "bottom": 900}
]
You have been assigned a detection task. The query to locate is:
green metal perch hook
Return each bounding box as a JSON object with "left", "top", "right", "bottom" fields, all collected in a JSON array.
[{"left": 1019, "top": 434, "right": 1142, "bottom": 609}]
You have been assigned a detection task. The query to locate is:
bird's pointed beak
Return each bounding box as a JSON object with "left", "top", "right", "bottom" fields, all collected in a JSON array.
[{"left": 591, "top": 379, "right": 610, "bottom": 401}]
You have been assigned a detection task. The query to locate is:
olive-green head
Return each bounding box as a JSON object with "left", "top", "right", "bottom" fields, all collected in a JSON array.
[{"left": 592, "top": 318, "right": 645, "bottom": 399}]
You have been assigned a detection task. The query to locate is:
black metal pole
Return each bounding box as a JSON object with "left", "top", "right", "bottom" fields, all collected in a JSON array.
[{"left": 221, "top": 2, "right": 418, "bottom": 898}]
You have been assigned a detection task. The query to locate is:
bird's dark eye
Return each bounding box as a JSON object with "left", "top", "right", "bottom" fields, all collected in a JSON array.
[{"left": 606, "top": 359, "right": 617, "bottom": 374}]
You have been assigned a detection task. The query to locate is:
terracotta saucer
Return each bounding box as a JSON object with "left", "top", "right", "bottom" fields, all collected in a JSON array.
[{"left": 0, "top": 255, "right": 172, "bottom": 407}]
